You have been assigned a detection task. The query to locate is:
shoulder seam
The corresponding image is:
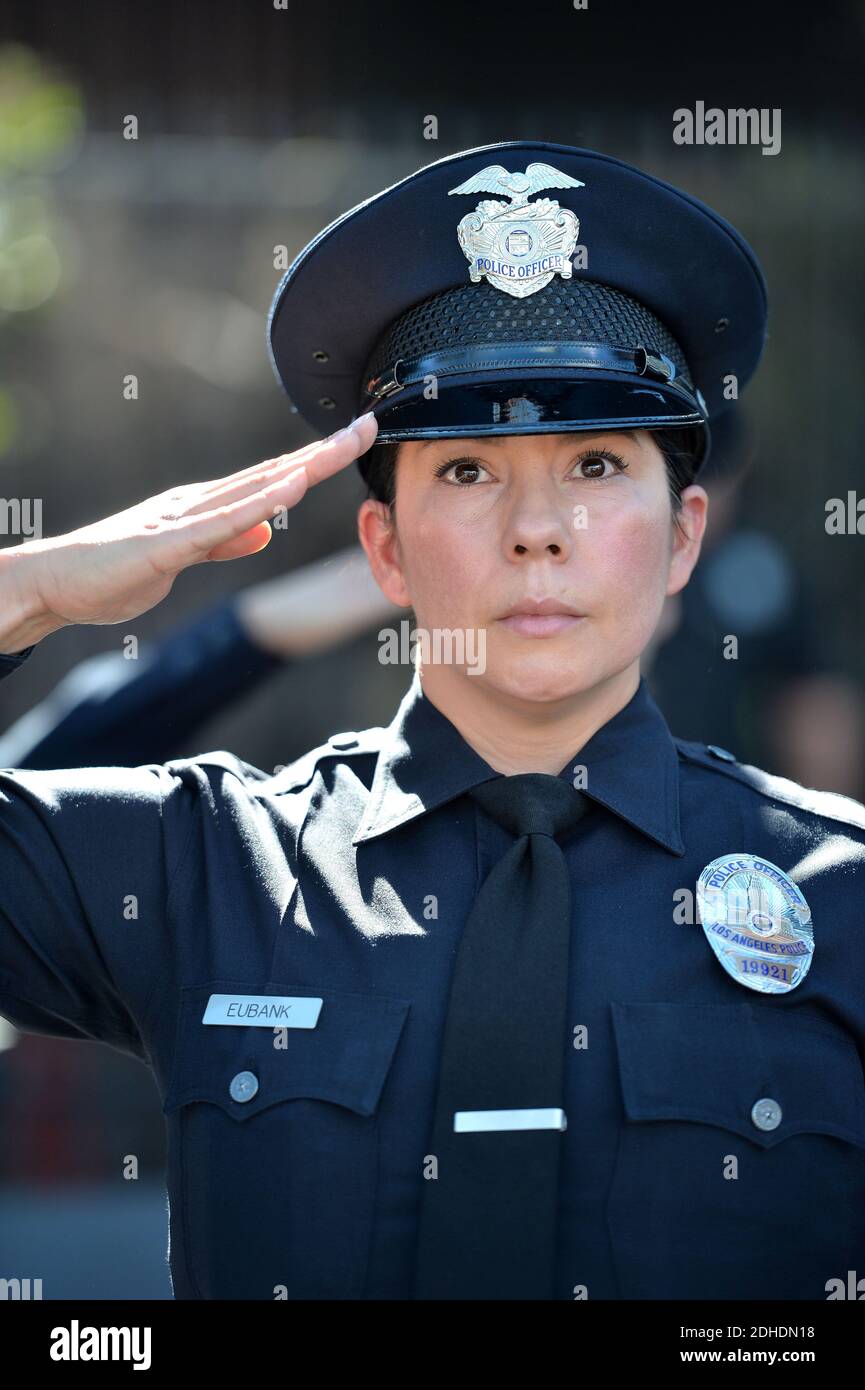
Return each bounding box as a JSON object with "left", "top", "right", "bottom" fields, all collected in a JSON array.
[{"left": 675, "top": 739, "right": 865, "bottom": 833}]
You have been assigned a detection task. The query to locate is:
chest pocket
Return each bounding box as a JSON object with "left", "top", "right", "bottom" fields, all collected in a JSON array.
[
  {"left": 162, "top": 979, "right": 410, "bottom": 1300},
  {"left": 607, "top": 1001, "right": 865, "bottom": 1300}
]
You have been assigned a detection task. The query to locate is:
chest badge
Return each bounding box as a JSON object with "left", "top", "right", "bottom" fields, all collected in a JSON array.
[{"left": 696, "top": 853, "right": 814, "bottom": 995}]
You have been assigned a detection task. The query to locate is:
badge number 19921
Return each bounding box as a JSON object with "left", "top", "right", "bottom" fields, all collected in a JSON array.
[{"left": 696, "top": 853, "right": 814, "bottom": 995}]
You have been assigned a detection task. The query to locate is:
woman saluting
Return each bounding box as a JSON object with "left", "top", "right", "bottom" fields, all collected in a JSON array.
[{"left": 1, "top": 141, "right": 863, "bottom": 1301}]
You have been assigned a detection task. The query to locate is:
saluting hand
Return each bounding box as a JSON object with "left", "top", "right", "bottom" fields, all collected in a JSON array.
[{"left": 0, "top": 414, "right": 378, "bottom": 653}]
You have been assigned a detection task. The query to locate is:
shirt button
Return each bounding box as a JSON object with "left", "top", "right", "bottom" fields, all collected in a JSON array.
[
  {"left": 751, "top": 1097, "right": 782, "bottom": 1131},
  {"left": 229, "top": 1071, "right": 259, "bottom": 1104},
  {"left": 706, "top": 744, "right": 737, "bottom": 762}
]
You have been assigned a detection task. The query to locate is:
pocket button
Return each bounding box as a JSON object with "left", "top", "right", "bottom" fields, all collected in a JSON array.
[
  {"left": 229, "top": 1070, "right": 259, "bottom": 1104},
  {"left": 751, "top": 1096, "right": 782, "bottom": 1131}
]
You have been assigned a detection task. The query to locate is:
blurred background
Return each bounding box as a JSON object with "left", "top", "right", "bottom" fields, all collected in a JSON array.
[{"left": 0, "top": 0, "right": 863, "bottom": 1297}]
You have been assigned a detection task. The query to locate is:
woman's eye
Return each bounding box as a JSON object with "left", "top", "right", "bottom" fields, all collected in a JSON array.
[
  {"left": 435, "top": 458, "right": 490, "bottom": 485},
  {"left": 433, "top": 451, "right": 627, "bottom": 484},
  {"left": 573, "top": 453, "right": 626, "bottom": 479}
]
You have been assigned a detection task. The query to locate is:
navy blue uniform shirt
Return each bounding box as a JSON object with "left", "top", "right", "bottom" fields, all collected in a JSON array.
[{"left": 1, "top": 645, "right": 864, "bottom": 1300}]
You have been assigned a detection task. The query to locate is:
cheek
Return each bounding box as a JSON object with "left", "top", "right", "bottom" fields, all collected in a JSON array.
[
  {"left": 397, "top": 513, "right": 485, "bottom": 622},
  {"left": 581, "top": 502, "right": 672, "bottom": 627}
]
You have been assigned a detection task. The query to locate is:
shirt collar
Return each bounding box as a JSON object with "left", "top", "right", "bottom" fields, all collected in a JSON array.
[{"left": 353, "top": 669, "right": 684, "bottom": 856}]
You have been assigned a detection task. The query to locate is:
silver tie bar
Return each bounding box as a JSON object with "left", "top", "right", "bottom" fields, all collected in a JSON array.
[{"left": 453, "top": 1107, "right": 567, "bottom": 1133}]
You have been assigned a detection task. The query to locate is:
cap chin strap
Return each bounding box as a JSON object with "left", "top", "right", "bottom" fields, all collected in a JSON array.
[{"left": 364, "top": 340, "right": 685, "bottom": 404}]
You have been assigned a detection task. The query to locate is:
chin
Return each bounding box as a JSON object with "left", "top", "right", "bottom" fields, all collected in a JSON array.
[{"left": 481, "top": 649, "right": 602, "bottom": 705}]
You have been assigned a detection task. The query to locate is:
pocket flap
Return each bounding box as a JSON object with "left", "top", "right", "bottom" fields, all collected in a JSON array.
[
  {"left": 163, "top": 979, "right": 411, "bottom": 1120},
  {"left": 611, "top": 1001, "right": 865, "bottom": 1150}
]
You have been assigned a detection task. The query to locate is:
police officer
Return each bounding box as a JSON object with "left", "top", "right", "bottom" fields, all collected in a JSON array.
[{"left": 1, "top": 141, "right": 864, "bottom": 1301}]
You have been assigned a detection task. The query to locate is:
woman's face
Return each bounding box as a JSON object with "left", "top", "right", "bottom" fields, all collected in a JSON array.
[{"left": 358, "top": 429, "right": 708, "bottom": 705}]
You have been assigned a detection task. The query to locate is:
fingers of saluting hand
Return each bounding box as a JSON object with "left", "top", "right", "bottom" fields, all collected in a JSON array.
[
  {"left": 154, "top": 412, "right": 378, "bottom": 568},
  {"left": 194, "top": 413, "right": 379, "bottom": 507}
]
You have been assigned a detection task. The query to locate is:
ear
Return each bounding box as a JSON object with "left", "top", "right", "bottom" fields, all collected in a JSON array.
[
  {"left": 666, "top": 484, "right": 709, "bottom": 597},
  {"left": 357, "top": 499, "right": 413, "bottom": 607}
]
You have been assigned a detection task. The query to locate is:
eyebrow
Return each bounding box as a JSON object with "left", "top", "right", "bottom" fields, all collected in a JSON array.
[{"left": 418, "top": 429, "right": 638, "bottom": 450}]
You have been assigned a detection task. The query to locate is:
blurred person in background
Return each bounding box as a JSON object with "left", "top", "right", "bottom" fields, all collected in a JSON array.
[
  {"left": 643, "top": 411, "right": 865, "bottom": 798},
  {"left": 0, "top": 545, "right": 401, "bottom": 771}
]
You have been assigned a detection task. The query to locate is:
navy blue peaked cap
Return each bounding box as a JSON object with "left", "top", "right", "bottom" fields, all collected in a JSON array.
[{"left": 267, "top": 141, "right": 768, "bottom": 474}]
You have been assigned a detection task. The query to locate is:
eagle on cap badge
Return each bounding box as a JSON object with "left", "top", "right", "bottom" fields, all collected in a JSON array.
[{"left": 448, "top": 162, "right": 585, "bottom": 299}]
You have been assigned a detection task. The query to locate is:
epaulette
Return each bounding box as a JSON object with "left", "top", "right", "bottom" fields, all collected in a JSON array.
[
  {"left": 675, "top": 738, "right": 865, "bottom": 833},
  {"left": 268, "top": 726, "right": 387, "bottom": 794},
  {"left": 164, "top": 747, "right": 272, "bottom": 783}
]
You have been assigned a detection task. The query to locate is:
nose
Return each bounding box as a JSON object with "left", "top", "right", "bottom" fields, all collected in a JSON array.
[{"left": 500, "top": 481, "right": 576, "bottom": 560}]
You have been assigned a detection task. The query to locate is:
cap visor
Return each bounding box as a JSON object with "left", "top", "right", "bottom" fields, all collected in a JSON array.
[{"left": 371, "top": 372, "right": 705, "bottom": 441}]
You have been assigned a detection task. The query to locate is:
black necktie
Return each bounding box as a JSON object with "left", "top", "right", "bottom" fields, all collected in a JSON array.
[{"left": 412, "top": 772, "right": 591, "bottom": 1300}]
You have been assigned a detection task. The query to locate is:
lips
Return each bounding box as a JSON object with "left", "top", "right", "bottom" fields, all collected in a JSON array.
[
  {"left": 496, "top": 598, "right": 585, "bottom": 638},
  {"left": 499, "top": 598, "right": 583, "bottom": 619}
]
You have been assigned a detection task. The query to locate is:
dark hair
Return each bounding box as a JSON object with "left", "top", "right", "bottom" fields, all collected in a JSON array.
[{"left": 363, "top": 427, "right": 704, "bottom": 534}]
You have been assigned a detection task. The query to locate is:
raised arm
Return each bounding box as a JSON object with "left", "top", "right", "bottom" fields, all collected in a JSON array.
[{"left": 0, "top": 414, "right": 377, "bottom": 656}]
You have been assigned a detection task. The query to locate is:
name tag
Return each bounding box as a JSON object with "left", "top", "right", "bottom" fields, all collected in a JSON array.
[{"left": 202, "top": 994, "right": 323, "bottom": 1028}]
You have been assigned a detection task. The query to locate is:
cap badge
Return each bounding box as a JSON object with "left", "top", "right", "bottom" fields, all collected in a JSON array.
[
  {"left": 448, "top": 163, "right": 584, "bottom": 300},
  {"left": 696, "top": 853, "right": 814, "bottom": 995}
]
